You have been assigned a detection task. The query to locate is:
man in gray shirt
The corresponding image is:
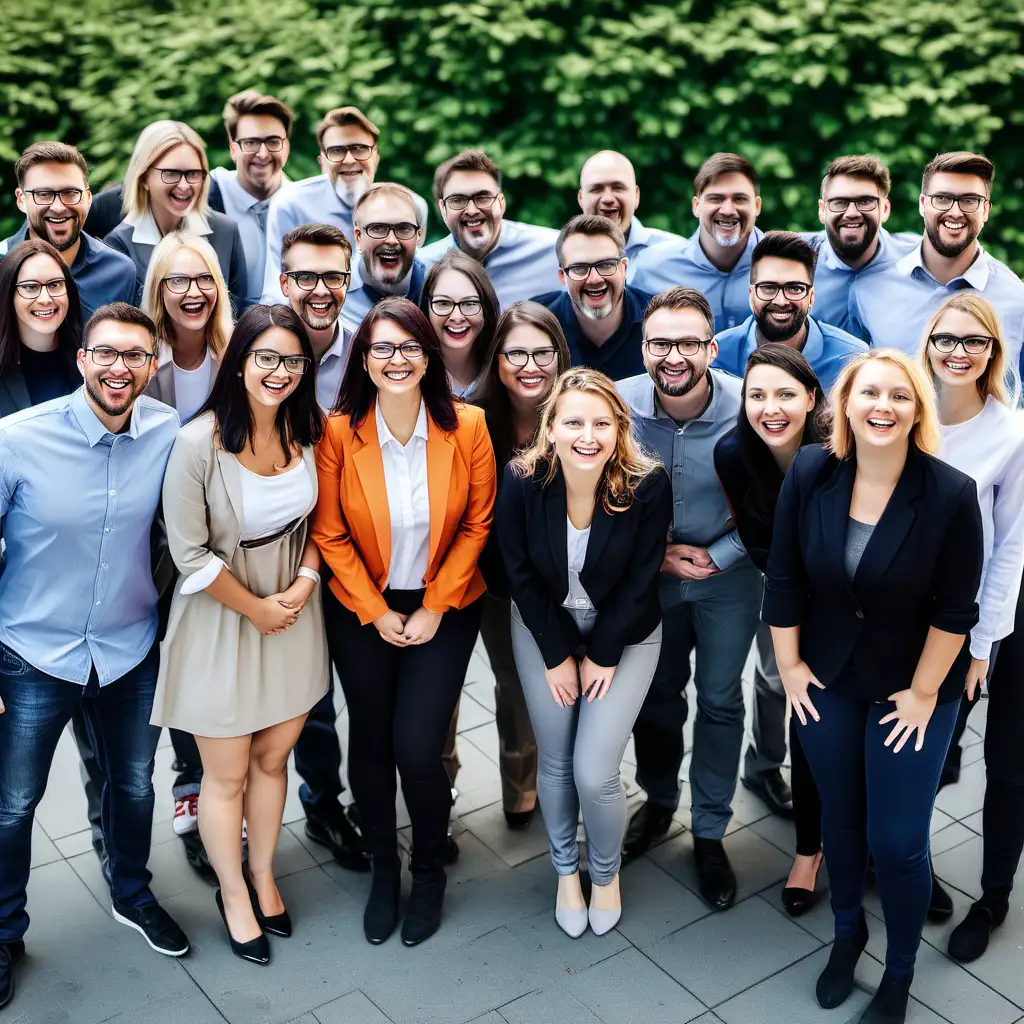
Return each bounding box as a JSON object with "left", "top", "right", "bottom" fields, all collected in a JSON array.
[{"left": 617, "top": 286, "right": 762, "bottom": 911}]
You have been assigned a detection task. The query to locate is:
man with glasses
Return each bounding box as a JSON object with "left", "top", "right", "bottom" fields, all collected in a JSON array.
[
  {"left": 531, "top": 214, "right": 654, "bottom": 379},
  {"left": 342, "top": 183, "right": 427, "bottom": 330},
  {"left": 0, "top": 142, "right": 136, "bottom": 319},
  {"left": 0, "top": 303, "right": 188, "bottom": 1011},
  {"left": 420, "top": 149, "right": 560, "bottom": 308},
  {"left": 849, "top": 151, "right": 1024, "bottom": 379},
  {"left": 617, "top": 287, "right": 762, "bottom": 911}
]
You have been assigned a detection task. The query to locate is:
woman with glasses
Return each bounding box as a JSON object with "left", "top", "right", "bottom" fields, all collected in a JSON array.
[
  {"left": 105, "top": 120, "right": 256, "bottom": 313},
  {"left": 917, "top": 295, "right": 1024, "bottom": 964},
  {"left": 152, "top": 304, "right": 328, "bottom": 966},
  {"left": 312, "top": 297, "right": 495, "bottom": 948}
]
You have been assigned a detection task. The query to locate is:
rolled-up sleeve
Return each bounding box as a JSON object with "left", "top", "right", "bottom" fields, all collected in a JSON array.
[
  {"left": 761, "top": 449, "right": 809, "bottom": 628},
  {"left": 930, "top": 478, "right": 983, "bottom": 636}
]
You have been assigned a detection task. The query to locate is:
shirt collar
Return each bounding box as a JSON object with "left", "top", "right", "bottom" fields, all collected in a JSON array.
[
  {"left": 70, "top": 385, "right": 142, "bottom": 445},
  {"left": 375, "top": 398, "right": 428, "bottom": 448},
  {"left": 626, "top": 217, "right": 651, "bottom": 248},
  {"left": 654, "top": 368, "right": 719, "bottom": 424},
  {"left": 319, "top": 324, "right": 348, "bottom": 365},
  {"left": 741, "top": 314, "right": 825, "bottom": 365},
  {"left": 688, "top": 226, "right": 761, "bottom": 274},
  {"left": 897, "top": 242, "right": 991, "bottom": 290},
  {"left": 126, "top": 208, "right": 212, "bottom": 245},
  {"left": 218, "top": 167, "right": 291, "bottom": 210}
]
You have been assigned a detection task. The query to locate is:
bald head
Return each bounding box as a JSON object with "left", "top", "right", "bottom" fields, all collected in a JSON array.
[{"left": 578, "top": 150, "right": 640, "bottom": 234}]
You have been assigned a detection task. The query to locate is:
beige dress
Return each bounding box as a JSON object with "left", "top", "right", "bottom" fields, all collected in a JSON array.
[{"left": 151, "top": 411, "right": 329, "bottom": 737}]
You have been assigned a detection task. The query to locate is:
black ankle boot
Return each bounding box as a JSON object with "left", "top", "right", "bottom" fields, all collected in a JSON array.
[
  {"left": 363, "top": 859, "right": 401, "bottom": 945},
  {"left": 816, "top": 914, "right": 869, "bottom": 1009},
  {"left": 401, "top": 873, "right": 447, "bottom": 947},
  {"left": 948, "top": 898, "right": 1008, "bottom": 963},
  {"left": 860, "top": 971, "right": 912, "bottom": 1023}
]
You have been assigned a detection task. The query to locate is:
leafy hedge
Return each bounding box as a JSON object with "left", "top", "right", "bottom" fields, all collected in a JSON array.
[{"left": 2, "top": 0, "right": 1023, "bottom": 271}]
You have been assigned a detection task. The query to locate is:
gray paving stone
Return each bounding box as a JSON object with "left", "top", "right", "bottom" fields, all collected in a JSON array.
[
  {"left": 498, "top": 984, "right": 604, "bottom": 1024},
  {"left": 931, "top": 821, "right": 978, "bottom": 857},
  {"left": 615, "top": 857, "right": 710, "bottom": 947},
  {"left": 961, "top": 809, "right": 983, "bottom": 834},
  {"left": 454, "top": 692, "right": 497, "bottom": 731},
  {"left": 461, "top": 720, "right": 502, "bottom": 765},
  {"left": 313, "top": 989, "right": 394, "bottom": 1023},
  {"left": 507, "top": 905, "right": 630, "bottom": 973},
  {"left": 934, "top": 758, "right": 987, "bottom": 822},
  {"left": 29, "top": 819, "right": 61, "bottom": 869},
  {"left": 460, "top": 802, "right": 552, "bottom": 867},
  {"left": 933, "top": 835, "right": 985, "bottom": 899},
  {"left": 466, "top": 1014, "right": 506, "bottom": 1024}
]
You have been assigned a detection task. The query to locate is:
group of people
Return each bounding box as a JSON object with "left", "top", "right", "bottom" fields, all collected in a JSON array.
[{"left": 0, "top": 87, "right": 1023, "bottom": 1024}]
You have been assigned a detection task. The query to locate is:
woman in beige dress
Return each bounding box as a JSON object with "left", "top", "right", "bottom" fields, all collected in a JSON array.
[{"left": 152, "top": 303, "right": 328, "bottom": 966}]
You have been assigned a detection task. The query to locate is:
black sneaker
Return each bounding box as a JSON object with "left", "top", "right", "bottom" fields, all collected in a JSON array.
[
  {"left": 0, "top": 941, "right": 25, "bottom": 1011},
  {"left": 305, "top": 804, "right": 371, "bottom": 872},
  {"left": 112, "top": 901, "right": 190, "bottom": 956}
]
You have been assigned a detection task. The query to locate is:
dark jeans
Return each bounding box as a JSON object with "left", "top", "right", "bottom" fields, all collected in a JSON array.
[
  {"left": 797, "top": 687, "right": 958, "bottom": 980},
  {"left": 325, "top": 588, "right": 481, "bottom": 879},
  {"left": 0, "top": 642, "right": 161, "bottom": 944},
  {"left": 293, "top": 684, "right": 346, "bottom": 819}
]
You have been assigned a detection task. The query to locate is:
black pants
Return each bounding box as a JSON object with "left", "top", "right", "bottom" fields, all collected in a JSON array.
[{"left": 325, "top": 587, "right": 481, "bottom": 879}]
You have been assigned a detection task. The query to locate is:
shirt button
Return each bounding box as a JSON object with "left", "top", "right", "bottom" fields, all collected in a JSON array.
[
  {"left": 855, "top": 609, "right": 864, "bottom": 620},
  {"left": 104, "top": 528, "right": 110, "bottom": 533},
  {"left": 101, "top": 563, "right": 108, "bottom": 570},
  {"left": 108, "top": 489, "right": 116, "bottom": 496},
  {"left": 95, "top": 601, "right": 102, "bottom": 606}
]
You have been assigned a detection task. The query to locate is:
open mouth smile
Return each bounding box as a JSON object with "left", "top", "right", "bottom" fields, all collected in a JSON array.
[
  {"left": 383, "top": 369, "right": 412, "bottom": 382},
  {"left": 760, "top": 418, "right": 790, "bottom": 434},
  {"left": 571, "top": 443, "right": 601, "bottom": 459},
  {"left": 866, "top": 417, "right": 896, "bottom": 431}
]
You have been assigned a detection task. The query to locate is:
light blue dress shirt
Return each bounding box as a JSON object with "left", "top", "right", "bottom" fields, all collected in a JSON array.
[
  {"left": 340, "top": 254, "right": 426, "bottom": 331},
  {"left": 713, "top": 314, "right": 868, "bottom": 391},
  {"left": 419, "top": 219, "right": 560, "bottom": 309},
  {"left": 624, "top": 216, "right": 686, "bottom": 282},
  {"left": 631, "top": 228, "right": 763, "bottom": 333},
  {"left": 0, "top": 389, "right": 179, "bottom": 685}
]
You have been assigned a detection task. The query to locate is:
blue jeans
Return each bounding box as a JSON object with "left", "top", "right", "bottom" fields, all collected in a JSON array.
[
  {"left": 632, "top": 562, "right": 763, "bottom": 838},
  {"left": 0, "top": 641, "right": 161, "bottom": 944},
  {"left": 797, "top": 687, "right": 958, "bottom": 980}
]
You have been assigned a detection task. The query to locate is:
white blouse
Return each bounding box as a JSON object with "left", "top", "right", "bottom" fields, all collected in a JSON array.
[
  {"left": 377, "top": 400, "right": 431, "bottom": 591},
  {"left": 940, "top": 396, "right": 1024, "bottom": 660},
  {"left": 172, "top": 348, "right": 215, "bottom": 424},
  {"left": 562, "top": 516, "right": 595, "bottom": 611}
]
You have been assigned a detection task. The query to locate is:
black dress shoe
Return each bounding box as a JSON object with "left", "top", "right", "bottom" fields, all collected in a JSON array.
[
  {"left": 781, "top": 885, "right": 820, "bottom": 917},
  {"left": 215, "top": 890, "right": 270, "bottom": 965},
  {"left": 693, "top": 837, "right": 736, "bottom": 910},
  {"left": 622, "top": 802, "right": 675, "bottom": 863},
  {"left": 927, "top": 875, "right": 953, "bottom": 922},
  {"left": 948, "top": 900, "right": 1006, "bottom": 962},
  {"left": 504, "top": 809, "right": 534, "bottom": 830},
  {"left": 245, "top": 874, "right": 292, "bottom": 938},
  {"left": 401, "top": 874, "right": 447, "bottom": 947},
  {"left": 742, "top": 769, "right": 794, "bottom": 818},
  {"left": 816, "top": 913, "right": 869, "bottom": 1009},
  {"left": 859, "top": 971, "right": 912, "bottom": 1023},
  {"left": 305, "top": 805, "right": 371, "bottom": 872},
  {"left": 364, "top": 861, "right": 402, "bottom": 945},
  {"left": 0, "top": 941, "right": 25, "bottom": 1011}
]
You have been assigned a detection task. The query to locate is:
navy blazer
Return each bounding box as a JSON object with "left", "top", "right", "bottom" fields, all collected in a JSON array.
[
  {"left": 762, "top": 444, "right": 983, "bottom": 704},
  {"left": 497, "top": 461, "right": 672, "bottom": 669}
]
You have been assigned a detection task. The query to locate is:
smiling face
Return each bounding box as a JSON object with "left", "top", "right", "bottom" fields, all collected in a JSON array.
[
  {"left": 17, "top": 161, "right": 91, "bottom": 254},
  {"left": 144, "top": 143, "right": 204, "bottom": 223},
  {"left": 744, "top": 364, "right": 815, "bottom": 452},
  {"left": 497, "top": 323, "right": 560, "bottom": 404},
  {"left": 13, "top": 252, "right": 70, "bottom": 338},
  {"left": 440, "top": 170, "right": 506, "bottom": 258},
  {"left": 548, "top": 389, "right": 617, "bottom": 477},
  {"left": 77, "top": 319, "right": 157, "bottom": 419},
  {"left": 920, "top": 171, "right": 991, "bottom": 258},
  {"left": 578, "top": 152, "right": 639, "bottom": 233},
  {"left": 354, "top": 192, "right": 422, "bottom": 287},
  {"left": 364, "top": 318, "right": 427, "bottom": 397},
  {"left": 845, "top": 360, "right": 919, "bottom": 451},
  {"left": 819, "top": 174, "right": 890, "bottom": 262},
  {"left": 428, "top": 267, "right": 484, "bottom": 354},
  {"left": 926, "top": 304, "right": 994, "bottom": 391},
  {"left": 750, "top": 255, "right": 813, "bottom": 344},
  {"left": 319, "top": 123, "right": 379, "bottom": 202},
  {"left": 642, "top": 306, "right": 717, "bottom": 398},
  {"left": 162, "top": 247, "right": 217, "bottom": 336},
  {"left": 281, "top": 241, "right": 349, "bottom": 332},
  {"left": 558, "top": 232, "right": 626, "bottom": 322},
  {"left": 230, "top": 113, "right": 290, "bottom": 197},
  {"left": 243, "top": 326, "right": 304, "bottom": 410},
  {"left": 693, "top": 172, "right": 761, "bottom": 250}
]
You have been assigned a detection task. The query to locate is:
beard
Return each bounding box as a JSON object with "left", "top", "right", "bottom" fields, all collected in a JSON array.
[
  {"left": 333, "top": 171, "right": 369, "bottom": 206},
  {"left": 649, "top": 360, "right": 705, "bottom": 398},
  {"left": 925, "top": 218, "right": 979, "bottom": 259},
  {"left": 299, "top": 296, "right": 339, "bottom": 331},
  {"left": 757, "top": 304, "right": 809, "bottom": 343},
  {"left": 369, "top": 248, "right": 414, "bottom": 290},
  {"left": 827, "top": 218, "right": 879, "bottom": 263},
  {"left": 85, "top": 376, "right": 145, "bottom": 419},
  {"left": 30, "top": 210, "right": 82, "bottom": 253}
]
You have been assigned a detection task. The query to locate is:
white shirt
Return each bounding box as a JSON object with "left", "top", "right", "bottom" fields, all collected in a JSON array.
[
  {"left": 562, "top": 517, "right": 595, "bottom": 610},
  {"left": 316, "top": 325, "right": 352, "bottom": 413},
  {"left": 125, "top": 208, "right": 212, "bottom": 245},
  {"left": 171, "top": 348, "right": 215, "bottom": 424},
  {"left": 940, "top": 396, "right": 1024, "bottom": 660},
  {"left": 377, "top": 400, "right": 431, "bottom": 591}
]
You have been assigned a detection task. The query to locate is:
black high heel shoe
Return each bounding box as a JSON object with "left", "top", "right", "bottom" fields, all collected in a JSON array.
[
  {"left": 782, "top": 852, "right": 824, "bottom": 918},
  {"left": 216, "top": 890, "right": 270, "bottom": 965},
  {"left": 245, "top": 873, "right": 292, "bottom": 938}
]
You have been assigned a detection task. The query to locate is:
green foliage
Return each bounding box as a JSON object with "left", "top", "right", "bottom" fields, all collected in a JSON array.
[{"left": 2, "top": 0, "right": 1023, "bottom": 271}]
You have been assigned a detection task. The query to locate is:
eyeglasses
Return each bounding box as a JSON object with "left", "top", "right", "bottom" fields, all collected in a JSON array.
[
  {"left": 15, "top": 278, "right": 68, "bottom": 299},
  {"left": 162, "top": 274, "right": 217, "bottom": 294},
  {"left": 929, "top": 334, "right": 995, "bottom": 355},
  {"left": 924, "top": 193, "right": 986, "bottom": 214},
  {"left": 323, "top": 144, "right": 375, "bottom": 163},
  {"left": 361, "top": 222, "right": 418, "bottom": 241},
  {"left": 825, "top": 196, "right": 881, "bottom": 213},
  {"left": 283, "top": 270, "right": 350, "bottom": 291},
  {"left": 502, "top": 348, "right": 557, "bottom": 367},
  {"left": 22, "top": 188, "right": 85, "bottom": 207},
  {"left": 154, "top": 168, "right": 207, "bottom": 185},
  {"left": 562, "top": 259, "right": 622, "bottom": 281},
  {"left": 85, "top": 346, "right": 154, "bottom": 369},
  {"left": 643, "top": 338, "right": 711, "bottom": 358},
  {"left": 430, "top": 297, "right": 482, "bottom": 317},
  {"left": 441, "top": 192, "right": 499, "bottom": 211},
  {"left": 236, "top": 136, "right": 286, "bottom": 154},
  {"left": 753, "top": 281, "right": 811, "bottom": 301},
  {"left": 249, "top": 350, "right": 311, "bottom": 374},
  {"left": 369, "top": 341, "right": 425, "bottom": 360}
]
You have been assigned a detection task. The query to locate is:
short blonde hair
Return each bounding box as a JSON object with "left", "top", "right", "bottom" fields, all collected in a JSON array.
[
  {"left": 510, "top": 367, "right": 662, "bottom": 513},
  {"left": 122, "top": 121, "right": 209, "bottom": 220},
  {"left": 141, "top": 232, "right": 232, "bottom": 360},
  {"left": 919, "top": 294, "right": 1010, "bottom": 406},
  {"left": 828, "top": 348, "right": 941, "bottom": 459}
]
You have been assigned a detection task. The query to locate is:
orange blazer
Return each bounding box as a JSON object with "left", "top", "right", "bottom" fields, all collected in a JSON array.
[{"left": 312, "top": 400, "right": 496, "bottom": 624}]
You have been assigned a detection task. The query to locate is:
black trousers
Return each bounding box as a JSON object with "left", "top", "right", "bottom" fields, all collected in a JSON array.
[{"left": 324, "top": 587, "right": 481, "bottom": 879}]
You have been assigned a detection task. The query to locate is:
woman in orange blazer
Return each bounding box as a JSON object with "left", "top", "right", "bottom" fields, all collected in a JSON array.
[{"left": 312, "top": 297, "right": 495, "bottom": 948}]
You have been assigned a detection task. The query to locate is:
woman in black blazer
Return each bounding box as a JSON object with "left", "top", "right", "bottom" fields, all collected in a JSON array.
[
  {"left": 497, "top": 367, "right": 671, "bottom": 940},
  {"left": 763, "top": 348, "right": 983, "bottom": 1024}
]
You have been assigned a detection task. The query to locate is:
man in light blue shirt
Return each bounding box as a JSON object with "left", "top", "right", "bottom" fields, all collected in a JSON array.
[
  {"left": 714, "top": 231, "right": 867, "bottom": 391},
  {"left": 419, "top": 149, "right": 560, "bottom": 308},
  {"left": 849, "top": 151, "right": 1024, "bottom": 385},
  {"left": 0, "top": 303, "right": 189, "bottom": 1005},
  {"left": 632, "top": 153, "right": 763, "bottom": 332}
]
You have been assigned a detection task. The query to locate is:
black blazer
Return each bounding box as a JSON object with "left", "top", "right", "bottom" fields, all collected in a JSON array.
[
  {"left": 83, "top": 180, "right": 225, "bottom": 242},
  {"left": 497, "top": 461, "right": 672, "bottom": 669},
  {"left": 762, "top": 444, "right": 983, "bottom": 704}
]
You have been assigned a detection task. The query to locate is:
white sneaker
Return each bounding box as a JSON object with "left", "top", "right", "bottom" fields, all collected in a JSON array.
[{"left": 172, "top": 795, "right": 199, "bottom": 837}]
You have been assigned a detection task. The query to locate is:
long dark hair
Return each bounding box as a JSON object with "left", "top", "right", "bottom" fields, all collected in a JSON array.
[
  {"left": 736, "top": 343, "right": 829, "bottom": 526},
  {"left": 335, "top": 296, "right": 458, "bottom": 432},
  {"left": 200, "top": 304, "right": 324, "bottom": 463},
  {"left": 0, "top": 238, "right": 83, "bottom": 377},
  {"left": 471, "top": 301, "right": 571, "bottom": 468}
]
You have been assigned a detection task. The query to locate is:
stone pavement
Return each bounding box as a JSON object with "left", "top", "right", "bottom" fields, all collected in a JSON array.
[{"left": 12, "top": 641, "right": 1022, "bottom": 1024}]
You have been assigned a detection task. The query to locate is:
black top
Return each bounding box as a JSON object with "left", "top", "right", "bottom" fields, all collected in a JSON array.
[
  {"left": 20, "top": 345, "right": 76, "bottom": 406},
  {"left": 497, "top": 461, "right": 672, "bottom": 668},
  {"left": 762, "top": 444, "right": 983, "bottom": 704}
]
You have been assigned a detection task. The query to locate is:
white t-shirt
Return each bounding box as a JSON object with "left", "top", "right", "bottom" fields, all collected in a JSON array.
[{"left": 172, "top": 347, "right": 215, "bottom": 424}]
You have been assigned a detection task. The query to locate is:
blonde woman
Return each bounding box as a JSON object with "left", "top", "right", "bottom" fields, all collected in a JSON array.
[
  {"left": 764, "top": 349, "right": 984, "bottom": 1024},
  {"left": 105, "top": 120, "right": 255, "bottom": 311},
  {"left": 496, "top": 368, "right": 670, "bottom": 938}
]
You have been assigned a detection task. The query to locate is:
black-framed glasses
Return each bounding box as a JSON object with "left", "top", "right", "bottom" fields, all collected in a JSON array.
[
  {"left": 925, "top": 193, "right": 986, "bottom": 214},
  {"left": 249, "top": 349, "right": 311, "bottom": 374},
  {"left": 825, "top": 196, "right": 881, "bottom": 213},
  {"left": 15, "top": 278, "right": 68, "bottom": 299},
  {"left": 323, "top": 143, "right": 375, "bottom": 162},
  {"left": 85, "top": 346, "right": 154, "bottom": 369},
  {"left": 442, "top": 192, "right": 499, "bottom": 211},
  {"left": 753, "top": 281, "right": 811, "bottom": 301},
  {"left": 929, "top": 334, "right": 995, "bottom": 355},
  {"left": 155, "top": 168, "right": 207, "bottom": 185},
  {"left": 22, "top": 187, "right": 85, "bottom": 207},
  {"left": 283, "top": 270, "right": 350, "bottom": 291},
  {"left": 643, "top": 337, "right": 711, "bottom": 358},
  {"left": 502, "top": 347, "right": 557, "bottom": 368},
  {"left": 369, "top": 341, "right": 425, "bottom": 360},
  {"left": 236, "top": 136, "right": 286, "bottom": 154},
  {"left": 562, "top": 259, "right": 622, "bottom": 281},
  {"left": 430, "top": 297, "right": 482, "bottom": 317},
  {"left": 362, "top": 222, "right": 418, "bottom": 240},
  {"left": 162, "top": 274, "right": 217, "bottom": 294}
]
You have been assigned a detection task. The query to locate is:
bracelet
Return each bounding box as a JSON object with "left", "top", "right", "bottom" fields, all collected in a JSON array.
[{"left": 296, "top": 567, "right": 321, "bottom": 585}]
